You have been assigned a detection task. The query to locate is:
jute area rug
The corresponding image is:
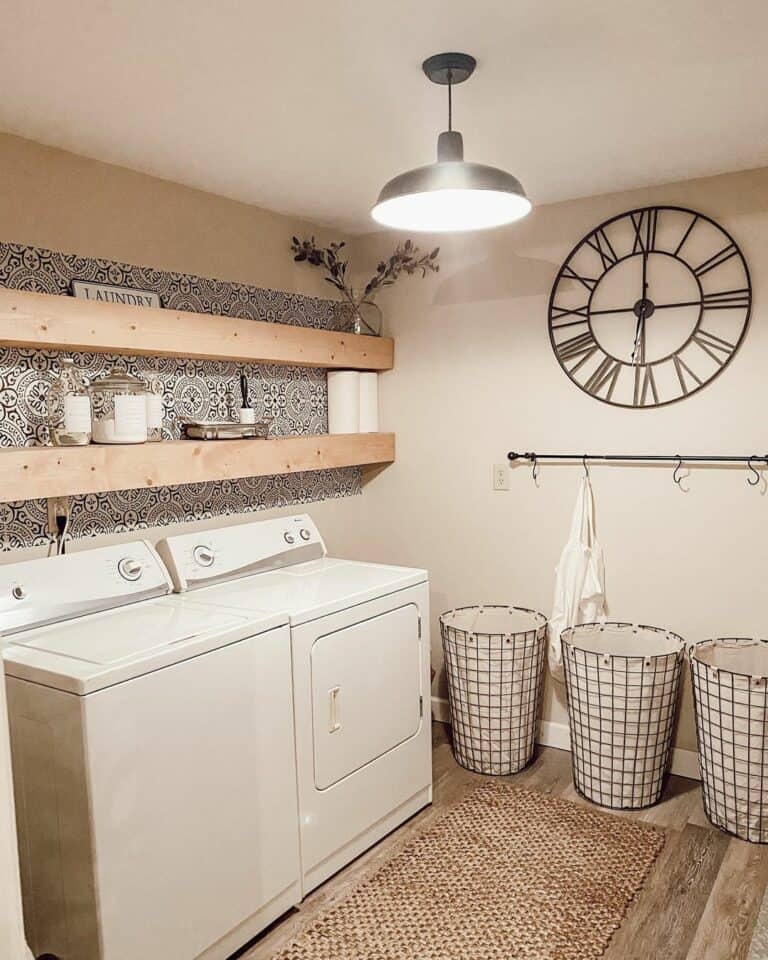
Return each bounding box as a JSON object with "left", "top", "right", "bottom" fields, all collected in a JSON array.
[{"left": 274, "top": 781, "right": 664, "bottom": 960}]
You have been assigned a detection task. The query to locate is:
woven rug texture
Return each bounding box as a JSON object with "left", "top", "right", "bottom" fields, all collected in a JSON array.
[{"left": 274, "top": 781, "right": 664, "bottom": 960}]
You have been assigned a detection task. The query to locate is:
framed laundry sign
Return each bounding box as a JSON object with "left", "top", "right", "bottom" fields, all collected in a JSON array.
[{"left": 71, "top": 279, "right": 161, "bottom": 308}]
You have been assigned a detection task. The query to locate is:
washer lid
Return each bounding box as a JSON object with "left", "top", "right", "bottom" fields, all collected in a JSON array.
[
  {"left": 2, "top": 596, "right": 286, "bottom": 694},
  {"left": 194, "top": 558, "right": 428, "bottom": 625},
  {"left": 0, "top": 540, "right": 172, "bottom": 637}
]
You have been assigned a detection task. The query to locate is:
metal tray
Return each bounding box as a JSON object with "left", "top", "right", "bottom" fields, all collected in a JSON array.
[{"left": 181, "top": 420, "right": 271, "bottom": 440}]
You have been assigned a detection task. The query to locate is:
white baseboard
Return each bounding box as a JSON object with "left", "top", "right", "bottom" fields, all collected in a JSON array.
[
  {"left": 431, "top": 696, "right": 701, "bottom": 782},
  {"left": 431, "top": 695, "right": 451, "bottom": 724}
]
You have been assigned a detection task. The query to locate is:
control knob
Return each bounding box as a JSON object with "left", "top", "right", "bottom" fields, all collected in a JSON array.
[
  {"left": 193, "top": 545, "right": 215, "bottom": 568},
  {"left": 299, "top": 528, "right": 311, "bottom": 542},
  {"left": 283, "top": 532, "right": 296, "bottom": 545},
  {"left": 117, "top": 558, "right": 143, "bottom": 582},
  {"left": 11, "top": 585, "right": 26, "bottom": 600}
]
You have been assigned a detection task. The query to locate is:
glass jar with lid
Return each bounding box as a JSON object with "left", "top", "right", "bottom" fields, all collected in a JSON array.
[
  {"left": 46, "top": 357, "right": 92, "bottom": 446},
  {"left": 88, "top": 367, "right": 149, "bottom": 444},
  {"left": 143, "top": 373, "right": 165, "bottom": 442}
]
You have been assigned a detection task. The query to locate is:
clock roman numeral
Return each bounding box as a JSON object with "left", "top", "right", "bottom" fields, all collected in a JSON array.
[
  {"left": 585, "top": 356, "right": 622, "bottom": 400},
  {"left": 633, "top": 365, "right": 659, "bottom": 407},
  {"left": 560, "top": 264, "right": 598, "bottom": 292},
  {"left": 584, "top": 227, "right": 618, "bottom": 269},
  {"left": 692, "top": 329, "right": 736, "bottom": 366},
  {"left": 631, "top": 208, "right": 659, "bottom": 254},
  {"left": 694, "top": 243, "right": 738, "bottom": 277},
  {"left": 550, "top": 304, "right": 590, "bottom": 331},
  {"left": 674, "top": 213, "right": 699, "bottom": 257},
  {"left": 555, "top": 330, "right": 599, "bottom": 370},
  {"left": 702, "top": 287, "right": 750, "bottom": 310},
  {"left": 673, "top": 354, "right": 702, "bottom": 396}
]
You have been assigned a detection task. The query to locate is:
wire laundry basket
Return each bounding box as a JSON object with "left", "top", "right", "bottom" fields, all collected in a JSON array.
[
  {"left": 440, "top": 605, "right": 547, "bottom": 775},
  {"left": 562, "top": 622, "right": 685, "bottom": 809},
  {"left": 690, "top": 638, "right": 768, "bottom": 843}
]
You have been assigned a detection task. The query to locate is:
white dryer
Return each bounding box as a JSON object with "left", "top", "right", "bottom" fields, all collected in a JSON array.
[
  {"left": 158, "top": 513, "right": 432, "bottom": 893},
  {"left": 1, "top": 542, "right": 300, "bottom": 960}
]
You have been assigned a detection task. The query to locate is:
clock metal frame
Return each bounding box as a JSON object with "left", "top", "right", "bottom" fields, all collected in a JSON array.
[{"left": 548, "top": 205, "right": 752, "bottom": 408}]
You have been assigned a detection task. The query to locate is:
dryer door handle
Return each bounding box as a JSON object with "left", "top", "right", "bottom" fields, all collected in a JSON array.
[{"left": 328, "top": 686, "right": 342, "bottom": 733}]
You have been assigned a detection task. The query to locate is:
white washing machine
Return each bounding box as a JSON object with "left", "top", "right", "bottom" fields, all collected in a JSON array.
[
  {"left": 1, "top": 542, "right": 300, "bottom": 960},
  {"left": 158, "top": 513, "right": 432, "bottom": 894},
  {"left": 0, "top": 638, "right": 32, "bottom": 960}
]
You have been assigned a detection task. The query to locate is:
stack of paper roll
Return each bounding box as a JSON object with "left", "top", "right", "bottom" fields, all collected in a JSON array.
[
  {"left": 327, "top": 371, "right": 379, "bottom": 434},
  {"left": 358, "top": 373, "right": 379, "bottom": 432}
]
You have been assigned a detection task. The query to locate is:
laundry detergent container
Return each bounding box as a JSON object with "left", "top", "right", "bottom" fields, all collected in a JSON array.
[
  {"left": 691, "top": 638, "right": 768, "bottom": 843},
  {"left": 562, "top": 622, "right": 685, "bottom": 809},
  {"left": 440, "top": 605, "right": 547, "bottom": 775}
]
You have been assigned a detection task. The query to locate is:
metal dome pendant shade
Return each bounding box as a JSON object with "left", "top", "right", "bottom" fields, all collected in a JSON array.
[{"left": 371, "top": 52, "right": 532, "bottom": 233}]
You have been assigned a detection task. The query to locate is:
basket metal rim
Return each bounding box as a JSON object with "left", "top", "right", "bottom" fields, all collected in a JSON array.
[
  {"left": 561, "top": 620, "right": 686, "bottom": 661},
  {"left": 690, "top": 637, "right": 768, "bottom": 684},
  {"left": 439, "top": 603, "right": 547, "bottom": 639}
]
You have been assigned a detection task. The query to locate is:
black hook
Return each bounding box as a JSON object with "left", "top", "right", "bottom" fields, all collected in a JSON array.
[
  {"left": 582, "top": 455, "right": 590, "bottom": 479},
  {"left": 673, "top": 456, "right": 685, "bottom": 487},
  {"left": 531, "top": 455, "right": 539, "bottom": 483},
  {"left": 747, "top": 456, "right": 761, "bottom": 487}
]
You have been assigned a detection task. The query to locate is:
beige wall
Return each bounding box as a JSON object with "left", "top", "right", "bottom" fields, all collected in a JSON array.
[
  {"left": 0, "top": 133, "right": 342, "bottom": 295},
  {"left": 2, "top": 132, "right": 766, "bottom": 755},
  {"left": 335, "top": 166, "right": 768, "bottom": 753}
]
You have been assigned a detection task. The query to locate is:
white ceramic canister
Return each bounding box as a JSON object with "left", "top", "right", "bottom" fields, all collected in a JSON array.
[{"left": 88, "top": 367, "right": 149, "bottom": 444}]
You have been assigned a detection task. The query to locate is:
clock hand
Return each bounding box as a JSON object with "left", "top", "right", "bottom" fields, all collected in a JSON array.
[
  {"left": 631, "top": 308, "right": 645, "bottom": 365},
  {"left": 651, "top": 299, "right": 702, "bottom": 310},
  {"left": 590, "top": 298, "right": 702, "bottom": 317},
  {"left": 630, "top": 251, "right": 649, "bottom": 366},
  {"left": 631, "top": 249, "right": 650, "bottom": 365},
  {"left": 642, "top": 247, "right": 649, "bottom": 301}
]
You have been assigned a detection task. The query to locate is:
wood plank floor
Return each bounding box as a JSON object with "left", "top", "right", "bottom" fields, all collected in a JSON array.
[{"left": 239, "top": 722, "right": 768, "bottom": 960}]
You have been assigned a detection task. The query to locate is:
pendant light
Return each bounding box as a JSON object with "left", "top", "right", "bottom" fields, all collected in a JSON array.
[{"left": 371, "top": 53, "right": 532, "bottom": 233}]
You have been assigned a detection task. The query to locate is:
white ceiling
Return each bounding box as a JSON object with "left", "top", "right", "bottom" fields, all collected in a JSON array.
[{"left": 1, "top": 1, "right": 766, "bottom": 233}]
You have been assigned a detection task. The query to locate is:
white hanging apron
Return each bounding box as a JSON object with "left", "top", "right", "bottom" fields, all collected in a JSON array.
[{"left": 548, "top": 476, "right": 606, "bottom": 681}]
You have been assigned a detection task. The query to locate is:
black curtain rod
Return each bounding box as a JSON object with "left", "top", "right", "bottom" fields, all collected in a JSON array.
[{"left": 507, "top": 451, "right": 768, "bottom": 464}]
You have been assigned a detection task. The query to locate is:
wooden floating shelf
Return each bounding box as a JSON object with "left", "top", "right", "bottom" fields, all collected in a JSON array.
[
  {"left": 0, "top": 288, "right": 393, "bottom": 371},
  {"left": 0, "top": 433, "right": 395, "bottom": 503}
]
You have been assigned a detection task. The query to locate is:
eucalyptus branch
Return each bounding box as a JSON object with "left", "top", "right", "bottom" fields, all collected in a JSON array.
[{"left": 291, "top": 235, "right": 439, "bottom": 306}]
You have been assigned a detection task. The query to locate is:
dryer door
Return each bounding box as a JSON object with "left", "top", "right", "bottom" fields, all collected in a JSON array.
[{"left": 311, "top": 603, "right": 421, "bottom": 790}]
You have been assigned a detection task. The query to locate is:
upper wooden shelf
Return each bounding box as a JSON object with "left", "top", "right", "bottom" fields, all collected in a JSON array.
[
  {"left": 0, "top": 288, "right": 393, "bottom": 371},
  {"left": 0, "top": 433, "right": 395, "bottom": 503}
]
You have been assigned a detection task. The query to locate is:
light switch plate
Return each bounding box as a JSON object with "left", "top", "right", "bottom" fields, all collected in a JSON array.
[{"left": 493, "top": 464, "right": 510, "bottom": 491}]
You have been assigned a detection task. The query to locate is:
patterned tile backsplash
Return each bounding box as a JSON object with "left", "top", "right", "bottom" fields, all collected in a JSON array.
[{"left": 0, "top": 241, "right": 361, "bottom": 551}]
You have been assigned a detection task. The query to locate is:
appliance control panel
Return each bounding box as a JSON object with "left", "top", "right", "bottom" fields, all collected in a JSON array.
[
  {"left": 157, "top": 514, "right": 326, "bottom": 591},
  {"left": 0, "top": 541, "right": 172, "bottom": 637}
]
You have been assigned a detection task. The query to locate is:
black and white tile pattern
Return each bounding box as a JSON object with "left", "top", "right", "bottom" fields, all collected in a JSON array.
[
  {"left": 0, "top": 242, "right": 352, "bottom": 330},
  {"left": 0, "top": 349, "right": 330, "bottom": 446},
  {"left": 0, "top": 241, "right": 361, "bottom": 551}
]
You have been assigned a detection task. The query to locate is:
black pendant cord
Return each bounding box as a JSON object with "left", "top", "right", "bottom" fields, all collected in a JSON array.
[
  {"left": 447, "top": 71, "right": 453, "bottom": 131},
  {"left": 508, "top": 451, "right": 768, "bottom": 466}
]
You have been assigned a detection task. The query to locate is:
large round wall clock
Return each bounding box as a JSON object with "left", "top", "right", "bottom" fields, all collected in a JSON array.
[{"left": 548, "top": 206, "right": 751, "bottom": 407}]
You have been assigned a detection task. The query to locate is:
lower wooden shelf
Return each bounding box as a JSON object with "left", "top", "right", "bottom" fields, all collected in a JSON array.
[{"left": 0, "top": 433, "right": 395, "bottom": 502}]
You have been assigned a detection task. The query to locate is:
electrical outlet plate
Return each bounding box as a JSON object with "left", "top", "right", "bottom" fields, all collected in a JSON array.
[
  {"left": 493, "top": 464, "right": 510, "bottom": 491},
  {"left": 47, "top": 496, "right": 70, "bottom": 537}
]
